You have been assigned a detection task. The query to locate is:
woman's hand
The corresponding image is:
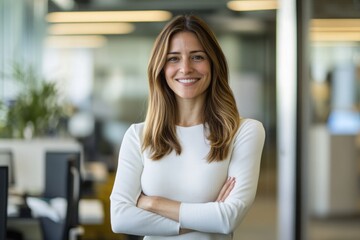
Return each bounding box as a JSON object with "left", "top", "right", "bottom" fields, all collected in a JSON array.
[{"left": 216, "top": 177, "right": 236, "bottom": 202}]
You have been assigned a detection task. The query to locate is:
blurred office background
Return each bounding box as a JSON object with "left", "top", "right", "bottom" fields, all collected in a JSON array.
[{"left": 0, "top": 0, "right": 359, "bottom": 239}]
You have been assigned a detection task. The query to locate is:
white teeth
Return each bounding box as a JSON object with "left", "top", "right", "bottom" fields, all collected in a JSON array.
[{"left": 178, "top": 79, "right": 197, "bottom": 83}]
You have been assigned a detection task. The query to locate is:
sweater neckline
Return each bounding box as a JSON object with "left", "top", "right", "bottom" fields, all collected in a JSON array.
[{"left": 176, "top": 123, "right": 204, "bottom": 129}]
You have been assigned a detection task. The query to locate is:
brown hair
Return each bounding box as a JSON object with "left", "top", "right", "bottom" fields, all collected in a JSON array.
[{"left": 142, "top": 15, "right": 240, "bottom": 162}]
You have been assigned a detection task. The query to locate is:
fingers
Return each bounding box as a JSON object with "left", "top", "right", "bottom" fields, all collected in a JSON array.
[
  {"left": 216, "top": 178, "right": 230, "bottom": 202},
  {"left": 216, "top": 177, "right": 236, "bottom": 202},
  {"left": 221, "top": 177, "right": 235, "bottom": 201}
]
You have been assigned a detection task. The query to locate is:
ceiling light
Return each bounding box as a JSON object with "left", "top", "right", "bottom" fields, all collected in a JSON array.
[
  {"left": 227, "top": 0, "right": 278, "bottom": 11},
  {"left": 310, "top": 19, "right": 360, "bottom": 42},
  {"left": 311, "top": 27, "right": 360, "bottom": 32},
  {"left": 46, "top": 10, "right": 172, "bottom": 23},
  {"left": 310, "top": 32, "right": 360, "bottom": 42},
  {"left": 311, "top": 19, "right": 360, "bottom": 28},
  {"left": 45, "top": 35, "right": 107, "bottom": 48},
  {"left": 48, "top": 23, "right": 134, "bottom": 35}
]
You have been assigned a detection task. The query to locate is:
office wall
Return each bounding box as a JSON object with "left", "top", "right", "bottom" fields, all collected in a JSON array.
[{"left": 0, "top": 0, "right": 46, "bottom": 101}]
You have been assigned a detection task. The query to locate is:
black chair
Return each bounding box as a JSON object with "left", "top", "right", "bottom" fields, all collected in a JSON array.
[
  {"left": 0, "top": 166, "right": 9, "bottom": 240},
  {"left": 44, "top": 152, "right": 81, "bottom": 227},
  {"left": 39, "top": 151, "right": 83, "bottom": 240}
]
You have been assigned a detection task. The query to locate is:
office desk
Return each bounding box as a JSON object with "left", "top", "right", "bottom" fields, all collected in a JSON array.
[
  {"left": 0, "top": 138, "right": 84, "bottom": 195},
  {"left": 3, "top": 138, "right": 105, "bottom": 234},
  {"left": 7, "top": 217, "right": 42, "bottom": 240},
  {"left": 8, "top": 194, "right": 104, "bottom": 240},
  {"left": 8, "top": 194, "right": 104, "bottom": 225}
]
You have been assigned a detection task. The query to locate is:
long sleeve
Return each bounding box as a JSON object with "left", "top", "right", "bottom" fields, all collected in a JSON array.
[
  {"left": 110, "top": 124, "right": 180, "bottom": 236},
  {"left": 179, "top": 119, "right": 265, "bottom": 234}
]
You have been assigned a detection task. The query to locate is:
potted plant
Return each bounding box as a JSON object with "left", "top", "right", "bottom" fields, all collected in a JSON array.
[{"left": 0, "top": 63, "right": 65, "bottom": 138}]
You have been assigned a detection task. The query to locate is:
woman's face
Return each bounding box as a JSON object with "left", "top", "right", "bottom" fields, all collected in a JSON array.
[{"left": 164, "top": 31, "right": 211, "bottom": 102}]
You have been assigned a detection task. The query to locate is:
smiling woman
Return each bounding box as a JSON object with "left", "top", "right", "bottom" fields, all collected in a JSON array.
[
  {"left": 164, "top": 31, "right": 211, "bottom": 106},
  {"left": 110, "top": 15, "right": 265, "bottom": 240}
]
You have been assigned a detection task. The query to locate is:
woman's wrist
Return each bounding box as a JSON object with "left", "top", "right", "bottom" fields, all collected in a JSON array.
[
  {"left": 139, "top": 195, "right": 162, "bottom": 213},
  {"left": 147, "top": 196, "right": 158, "bottom": 212},
  {"left": 137, "top": 194, "right": 155, "bottom": 212}
]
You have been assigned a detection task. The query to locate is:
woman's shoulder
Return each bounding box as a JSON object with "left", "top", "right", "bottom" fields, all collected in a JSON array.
[
  {"left": 237, "top": 118, "right": 265, "bottom": 137},
  {"left": 239, "top": 118, "right": 264, "bottom": 129},
  {"left": 123, "top": 122, "right": 145, "bottom": 141},
  {"left": 131, "top": 121, "right": 145, "bottom": 130}
]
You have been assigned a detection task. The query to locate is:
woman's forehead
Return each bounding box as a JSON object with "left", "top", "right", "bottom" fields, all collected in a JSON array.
[{"left": 167, "top": 32, "right": 204, "bottom": 52}]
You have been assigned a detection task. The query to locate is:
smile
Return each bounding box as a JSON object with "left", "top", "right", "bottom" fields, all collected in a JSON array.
[{"left": 176, "top": 78, "right": 199, "bottom": 83}]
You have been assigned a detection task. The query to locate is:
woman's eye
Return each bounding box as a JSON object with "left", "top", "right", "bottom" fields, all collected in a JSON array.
[
  {"left": 192, "top": 55, "right": 205, "bottom": 61},
  {"left": 167, "top": 56, "right": 179, "bottom": 62}
]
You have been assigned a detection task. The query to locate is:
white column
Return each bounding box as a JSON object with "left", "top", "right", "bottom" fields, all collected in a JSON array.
[{"left": 276, "top": 0, "right": 298, "bottom": 239}]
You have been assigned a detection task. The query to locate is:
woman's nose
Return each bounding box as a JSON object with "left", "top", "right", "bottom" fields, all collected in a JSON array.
[{"left": 179, "top": 59, "right": 193, "bottom": 74}]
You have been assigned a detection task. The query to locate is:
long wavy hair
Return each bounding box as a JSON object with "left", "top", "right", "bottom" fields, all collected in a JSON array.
[{"left": 142, "top": 15, "right": 240, "bottom": 162}]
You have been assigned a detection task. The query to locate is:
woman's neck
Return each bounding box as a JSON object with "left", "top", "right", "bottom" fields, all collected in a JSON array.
[{"left": 176, "top": 98, "right": 205, "bottom": 127}]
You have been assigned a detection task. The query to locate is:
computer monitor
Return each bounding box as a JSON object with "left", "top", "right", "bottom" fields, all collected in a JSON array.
[
  {"left": 0, "top": 166, "right": 9, "bottom": 240},
  {"left": 0, "top": 150, "right": 15, "bottom": 187}
]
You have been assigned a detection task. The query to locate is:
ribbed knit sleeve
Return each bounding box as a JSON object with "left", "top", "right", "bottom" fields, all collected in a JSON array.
[
  {"left": 179, "top": 119, "right": 265, "bottom": 234},
  {"left": 110, "top": 124, "right": 180, "bottom": 236}
]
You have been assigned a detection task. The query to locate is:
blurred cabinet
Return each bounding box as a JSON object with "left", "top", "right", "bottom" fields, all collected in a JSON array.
[{"left": 309, "top": 125, "right": 359, "bottom": 217}]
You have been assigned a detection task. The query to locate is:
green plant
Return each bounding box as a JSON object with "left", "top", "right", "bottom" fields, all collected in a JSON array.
[{"left": 0, "top": 63, "right": 64, "bottom": 138}]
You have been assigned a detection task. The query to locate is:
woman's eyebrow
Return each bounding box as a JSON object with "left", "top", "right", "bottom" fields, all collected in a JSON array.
[{"left": 167, "top": 50, "right": 206, "bottom": 54}]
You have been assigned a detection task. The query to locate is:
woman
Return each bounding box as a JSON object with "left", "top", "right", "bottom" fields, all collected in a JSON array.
[{"left": 110, "top": 15, "right": 265, "bottom": 240}]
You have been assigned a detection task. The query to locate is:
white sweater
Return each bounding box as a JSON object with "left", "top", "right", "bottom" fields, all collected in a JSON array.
[{"left": 110, "top": 118, "right": 265, "bottom": 240}]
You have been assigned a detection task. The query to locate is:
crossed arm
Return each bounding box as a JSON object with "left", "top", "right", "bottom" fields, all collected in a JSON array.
[{"left": 137, "top": 177, "right": 236, "bottom": 222}]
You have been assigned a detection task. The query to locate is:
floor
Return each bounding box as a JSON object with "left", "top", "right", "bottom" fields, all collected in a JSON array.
[
  {"left": 234, "top": 195, "right": 277, "bottom": 240},
  {"left": 309, "top": 216, "right": 360, "bottom": 240},
  {"left": 233, "top": 166, "right": 360, "bottom": 240}
]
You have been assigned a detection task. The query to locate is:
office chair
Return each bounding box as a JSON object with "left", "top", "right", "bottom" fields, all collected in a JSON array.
[
  {"left": 39, "top": 151, "right": 83, "bottom": 240},
  {"left": 44, "top": 151, "right": 81, "bottom": 227},
  {"left": 0, "top": 166, "right": 9, "bottom": 240}
]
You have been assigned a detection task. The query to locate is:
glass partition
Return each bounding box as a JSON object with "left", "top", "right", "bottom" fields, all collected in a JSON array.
[{"left": 307, "top": 1, "right": 360, "bottom": 239}]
